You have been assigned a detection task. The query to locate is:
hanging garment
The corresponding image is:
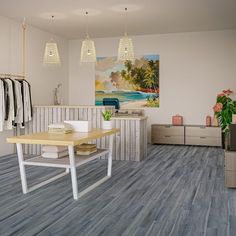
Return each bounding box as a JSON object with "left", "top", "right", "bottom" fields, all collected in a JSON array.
[
  {"left": 4, "top": 79, "right": 15, "bottom": 130},
  {"left": 13, "top": 79, "right": 23, "bottom": 124},
  {"left": 24, "top": 80, "right": 33, "bottom": 119},
  {"left": 2, "top": 79, "right": 10, "bottom": 120},
  {"left": 0, "top": 80, "right": 5, "bottom": 132},
  {"left": 23, "top": 80, "right": 32, "bottom": 123}
]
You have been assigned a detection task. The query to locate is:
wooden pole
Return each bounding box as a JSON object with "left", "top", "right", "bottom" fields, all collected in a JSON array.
[{"left": 22, "top": 18, "right": 26, "bottom": 78}]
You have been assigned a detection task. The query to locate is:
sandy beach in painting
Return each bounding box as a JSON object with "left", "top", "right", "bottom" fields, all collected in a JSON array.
[
  {"left": 120, "top": 97, "right": 160, "bottom": 108},
  {"left": 121, "top": 100, "right": 148, "bottom": 108}
]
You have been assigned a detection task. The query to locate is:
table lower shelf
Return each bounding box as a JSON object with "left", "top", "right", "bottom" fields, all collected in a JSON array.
[{"left": 23, "top": 149, "right": 109, "bottom": 168}]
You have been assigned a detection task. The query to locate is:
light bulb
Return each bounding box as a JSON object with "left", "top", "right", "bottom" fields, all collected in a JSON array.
[{"left": 87, "top": 50, "right": 91, "bottom": 55}]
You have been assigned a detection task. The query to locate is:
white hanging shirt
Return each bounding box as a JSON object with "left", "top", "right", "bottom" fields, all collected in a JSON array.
[
  {"left": 4, "top": 79, "right": 15, "bottom": 130},
  {"left": 23, "top": 81, "right": 32, "bottom": 123},
  {"left": 14, "top": 80, "right": 23, "bottom": 124},
  {"left": 0, "top": 80, "right": 5, "bottom": 132}
]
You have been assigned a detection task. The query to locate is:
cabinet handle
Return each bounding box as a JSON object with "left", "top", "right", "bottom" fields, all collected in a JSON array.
[
  {"left": 200, "top": 136, "right": 206, "bottom": 139},
  {"left": 165, "top": 135, "right": 171, "bottom": 137}
]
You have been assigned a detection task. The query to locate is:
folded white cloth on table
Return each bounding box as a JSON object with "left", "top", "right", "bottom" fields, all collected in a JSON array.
[
  {"left": 42, "top": 150, "right": 69, "bottom": 159},
  {"left": 48, "top": 122, "right": 72, "bottom": 129},
  {"left": 42, "top": 145, "right": 68, "bottom": 153}
]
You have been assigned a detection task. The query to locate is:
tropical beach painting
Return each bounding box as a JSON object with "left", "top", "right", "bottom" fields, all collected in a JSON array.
[{"left": 95, "top": 55, "right": 160, "bottom": 108}]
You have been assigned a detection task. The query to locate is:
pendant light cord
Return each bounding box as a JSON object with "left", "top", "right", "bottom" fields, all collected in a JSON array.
[
  {"left": 50, "top": 15, "right": 54, "bottom": 41},
  {"left": 22, "top": 18, "right": 26, "bottom": 77},
  {"left": 86, "top": 11, "right": 89, "bottom": 38},
  {"left": 124, "top": 7, "right": 128, "bottom": 36}
]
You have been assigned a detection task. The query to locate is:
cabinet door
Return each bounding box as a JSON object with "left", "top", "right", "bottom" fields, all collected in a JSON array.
[
  {"left": 185, "top": 136, "right": 221, "bottom": 146},
  {"left": 152, "top": 125, "right": 184, "bottom": 136},
  {"left": 225, "top": 170, "right": 236, "bottom": 188},
  {"left": 225, "top": 152, "right": 236, "bottom": 171},
  {"left": 185, "top": 126, "right": 221, "bottom": 138},
  {"left": 152, "top": 135, "right": 184, "bottom": 145}
]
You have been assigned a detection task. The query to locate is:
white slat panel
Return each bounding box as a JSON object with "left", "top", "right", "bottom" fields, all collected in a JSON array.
[
  {"left": 65, "top": 108, "right": 70, "bottom": 120},
  {"left": 69, "top": 108, "right": 74, "bottom": 120},
  {"left": 96, "top": 108, "right": 101, "bottom": 148},
  {"left": 29, "top": 119, "right": 33, "bottom": 154},
  {"left": 32, "top": 108, "right": 37, "bottom": 155},
  {"left": 57, "top": 107, "right": 62, "bottom": 123},
  {"left": 74, "top": 108, "right": 79, "bottom": 120},
  {"left": 135, "top": 120, "right": 140, "bottom": 161},
  {"left": 130, "top": 120, "right": 135, "bottom": 161},
  {"left": 125, "top": 120, "right": 131, "bottom": 162},
  {"left": 79, "top": 108, "right": 83, "bottom": 120},
  {"left": 24, "top": 123, "right": 29, "bottom": 154},
  {"left": 88, "top": 108, "right": 92, "bottom": 126},
  {"left": 120, "top": 119, "right": 125, "bottom": 161},
  {"left": 36, "top": 107, "right": 41, "bottom": 155},
  {"left": 115, "top": 119, "right": 121, "bottom": 160},
  {"left": 61, "top": 107, "right": 66, "bottom": 121},
  {"left": 82, "top": 108, "right": 87, "bottom": 120},
  {"left": 44, "top": 108, "right": 49, "bottom": 132},
  {"left": 53, "top": 107, "right": 57, "bottom": 124}
]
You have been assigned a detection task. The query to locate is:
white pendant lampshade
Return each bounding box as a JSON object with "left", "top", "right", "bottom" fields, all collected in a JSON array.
[
  {"left": 80, "top": 11, "right": 97, "bottom": 63},
  {"left": 118, "top": 34, "right": 134, "bottom": 62},
  {"left": 43, "top": 39, "right": 61, "bottom": 65},
  {"left": 43, "top": 15, "right": 61, "bottom": 65},
  {"left": 118, "top": 8, "right": 134, "bottom": 62},
  {"left": 80, "top": 35, "right": 96, "bottom": 63}
]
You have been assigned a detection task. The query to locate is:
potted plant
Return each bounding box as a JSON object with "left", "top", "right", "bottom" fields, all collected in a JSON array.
[
  {"left": 101, "top": 110, "right": 113, "bottom": 129},
  {"left": 213, "top": 89, "right": 236, "bottom": 148}
]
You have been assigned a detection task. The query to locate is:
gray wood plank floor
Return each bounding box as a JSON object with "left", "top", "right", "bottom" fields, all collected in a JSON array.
[{"left": 0, "top": 145, "right": 235, "bottom": 236}]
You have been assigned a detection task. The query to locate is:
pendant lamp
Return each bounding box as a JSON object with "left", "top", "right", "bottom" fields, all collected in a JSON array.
[
  {"left": 118, "top": 8, "right": 134, "bottom": 62},
  {"left": 80, "top": 12, "right": 96, "bottom": 63},
  {"left": 43, "top": 16, "right": 61, "bottom": 65}
]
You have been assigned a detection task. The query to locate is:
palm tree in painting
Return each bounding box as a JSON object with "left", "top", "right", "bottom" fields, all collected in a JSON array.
[
  {"left": 121, "top": 60, "right": 136, "bottom": 86},
  {"left": 143, "top": 76, "right": 155, "bottom": 92},
  {"left": 143, "top": 60, "right": 159, "bottom": 93},
  {"left": 118, "top": 59, "right": 159, "bottom": 93}
]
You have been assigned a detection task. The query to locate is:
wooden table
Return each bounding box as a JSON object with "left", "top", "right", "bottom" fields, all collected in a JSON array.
[{"left": 7, "top": 128, "right": 119, "bottom": 200}]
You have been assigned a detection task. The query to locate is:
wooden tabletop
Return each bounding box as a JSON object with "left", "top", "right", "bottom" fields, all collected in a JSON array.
[{"left": 7, "top": 128, "right": 120, "bottom": 146}]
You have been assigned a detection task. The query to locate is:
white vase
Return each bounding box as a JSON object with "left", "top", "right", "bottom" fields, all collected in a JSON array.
[{"left": 102, "top": 120, "right": 113, "bottom": 130}]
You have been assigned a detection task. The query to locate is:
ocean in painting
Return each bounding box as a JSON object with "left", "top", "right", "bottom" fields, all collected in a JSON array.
[
  {"left": 95, "top": 55, "right": 160, "bottom": 108},
  {"left": 95, "top": 91, "right": 158, "bottom": 106}
]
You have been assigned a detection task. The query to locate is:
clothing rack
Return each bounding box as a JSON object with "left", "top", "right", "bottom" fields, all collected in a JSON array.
[{"left": 0, "top": 73, "right": 25, "bottom": 79}]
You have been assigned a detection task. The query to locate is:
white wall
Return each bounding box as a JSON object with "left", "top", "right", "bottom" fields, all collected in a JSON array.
[
  {"left": 0, "top": 15, "right": 69, "bottom": 155},
  {"left": 69, "top": 30, "right": 236, "bottom": 141}
]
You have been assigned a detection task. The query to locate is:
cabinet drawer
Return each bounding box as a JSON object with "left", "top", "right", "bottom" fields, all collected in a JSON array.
[
  {"left": 152, "top": 135, "right": 184, "bottom": 145},
  {"left": 185, "top": 136, "right": 221, "bottom": 146},
  {"left": 225, "top": 151, "right": 236, "bottom": 171},
  {"left": 152, "top": 125, "right": 184, "bottom": 136},
  {"left": 225, "top": 170, "right": 236, "bottom": 188},
  {"left": 185, "top": 126, "right": 221, "bottom": 138}
]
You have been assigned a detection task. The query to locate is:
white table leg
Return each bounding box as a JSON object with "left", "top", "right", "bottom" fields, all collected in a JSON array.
[
  {"left": 107, "top": 134, "right": 114, "bottom": 177},
  {"left": 68, "top": 145, "right": 78, "bottom": 200},
  {"left": 16, "top": 143, "right": 28, "bottom": 194}
]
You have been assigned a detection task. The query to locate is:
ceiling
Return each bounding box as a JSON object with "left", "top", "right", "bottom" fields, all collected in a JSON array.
[{"left": 0, "top": 0, "right": 236, "bottom": 39}]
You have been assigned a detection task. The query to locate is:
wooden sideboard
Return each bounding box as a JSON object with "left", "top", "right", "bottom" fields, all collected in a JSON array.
[{"left": 151, "top": 124, "right": 222, "bottom": 147}]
